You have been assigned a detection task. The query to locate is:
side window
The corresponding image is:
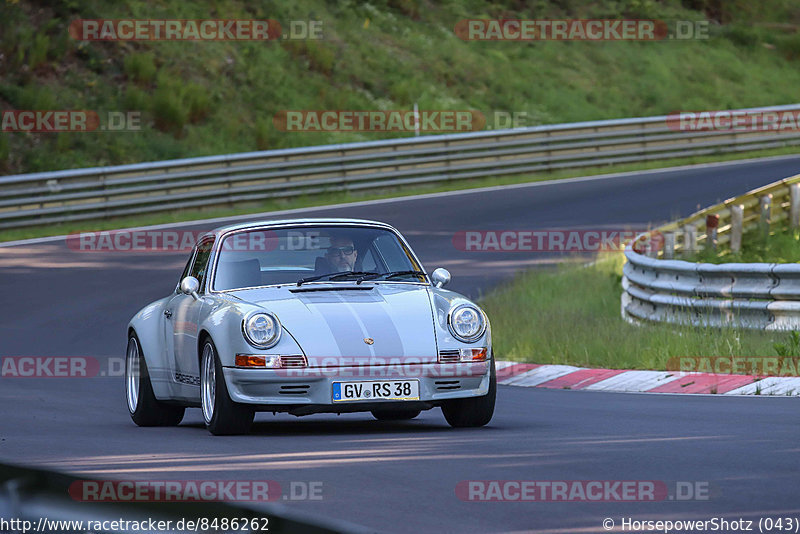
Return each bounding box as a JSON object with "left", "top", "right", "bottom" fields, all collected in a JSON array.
[
  {"left": 189, "top": 239, "right": 215, "bottom": 291},
  {"left": 360, "top": 247, "right": 379, "bottom": 272},
  {"left": 177, "top": 255, "right": 193, "bottom": 292},
  {"left": 374, "top": 234, "right": 418, "bottom": 269}
]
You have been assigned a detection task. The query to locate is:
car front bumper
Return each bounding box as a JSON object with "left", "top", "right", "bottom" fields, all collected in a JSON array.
[{"left": 222, "top": 360, "right": 492, "bottom": 413}]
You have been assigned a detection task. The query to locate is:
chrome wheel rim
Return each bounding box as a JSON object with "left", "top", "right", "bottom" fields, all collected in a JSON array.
[
  {"left": 125, "top": 338, "right": 139, "bottom": 414},
  {"left": 201, "top": 344, "right": 216, "bottom": 424}
]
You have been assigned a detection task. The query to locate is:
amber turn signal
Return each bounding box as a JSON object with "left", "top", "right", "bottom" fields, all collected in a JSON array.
[{"left": 235, "top": 354, "right": 266, "bottom": 367}]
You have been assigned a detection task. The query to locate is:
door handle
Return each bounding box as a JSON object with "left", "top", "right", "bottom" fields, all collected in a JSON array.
[{"left": 164, "top": 309, "right": 172, "bottom": 319}]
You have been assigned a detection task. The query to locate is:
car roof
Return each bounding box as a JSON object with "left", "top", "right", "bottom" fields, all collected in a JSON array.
[{"left": 203, "top": 218, "right": 398, "bottom": 240}]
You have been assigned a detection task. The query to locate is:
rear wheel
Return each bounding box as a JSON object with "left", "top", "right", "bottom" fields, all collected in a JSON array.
[
  {"left": 201, "top": 339, "right": 254, "bottom": 435},
  {"left": 441, "top": 358, "right": 496, "bottom": 428},
  {"left": 126, "top": 334, "right": 185, "bottom": 426},
  {"left": 371, "top": 408, "right": 422, "bottom": 421}
]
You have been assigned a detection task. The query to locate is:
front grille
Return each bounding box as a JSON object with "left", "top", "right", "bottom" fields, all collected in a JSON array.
[
  {"left": 438, "top": 349, "right": 460, "bottom": 363},
  {"left": 279, "top": 385, "right": 311, "bottom": 395},
  {"left": 435, "top": 380, "right": 461, "bottom": 391},
  {"left": 280, "top": 355, "right": 308, "bottom": 368}
]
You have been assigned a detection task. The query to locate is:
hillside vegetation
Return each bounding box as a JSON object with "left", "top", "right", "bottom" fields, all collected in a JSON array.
[{"left": 2, "top": 0, "right": 800, "bottom": 174}]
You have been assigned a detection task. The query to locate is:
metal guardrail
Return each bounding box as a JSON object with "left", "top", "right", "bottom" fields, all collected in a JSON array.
[
  {"left": 621, "top": 174, "right": 800, "bottom": 330},
  {"left": 622, "top": 250, "right": 800, "bottom": 330},
  {"left": 649, "top": 175, "right": 800, "bottom": 258},
  {"left": 3, "top": 104, "right": 800, "bottom": 229}
]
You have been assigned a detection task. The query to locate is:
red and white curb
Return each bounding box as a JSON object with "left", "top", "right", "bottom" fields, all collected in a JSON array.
[{"left": 496, "top": 361, "right": 800, "bottom": 396}]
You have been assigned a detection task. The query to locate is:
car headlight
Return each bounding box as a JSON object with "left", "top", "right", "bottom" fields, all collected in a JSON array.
[
  {"left": 447, "top": 304, "right": 486, "bottom": 342},
  {"left": 242, "top": 312, "right": 281, "bottom": 348}
]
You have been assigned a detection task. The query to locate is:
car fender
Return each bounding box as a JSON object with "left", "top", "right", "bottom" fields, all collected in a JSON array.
[
  {"left": 196, "top": 296, "right": 305, "bottom": 369},
  {"left": 428, "top": 287, "right": 492, "bottom": 355},
  {"left": 127, "top": 296, "right": 172, "bottom": 400}
]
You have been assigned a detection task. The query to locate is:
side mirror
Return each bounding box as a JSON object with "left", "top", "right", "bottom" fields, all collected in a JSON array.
[
  {"left": 180, "top": 276, "right": 201, "bottom": 301},
  {"left": 430, "top": 268, "right": 451, "bottom": 288}
]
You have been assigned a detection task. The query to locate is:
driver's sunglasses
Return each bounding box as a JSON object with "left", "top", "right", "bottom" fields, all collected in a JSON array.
[{"left": 327, "top": 245, "right": 355, "bottom": 257}]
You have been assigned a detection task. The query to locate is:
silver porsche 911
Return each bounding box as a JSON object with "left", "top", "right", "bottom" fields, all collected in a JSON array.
[{"left": 125, "top": 218, "right": 495, "bottom": 435}]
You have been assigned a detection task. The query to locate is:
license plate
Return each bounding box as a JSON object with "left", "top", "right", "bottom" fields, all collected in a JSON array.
[{"left": 332, "top": 380, "right": 419, "bottom": 402}]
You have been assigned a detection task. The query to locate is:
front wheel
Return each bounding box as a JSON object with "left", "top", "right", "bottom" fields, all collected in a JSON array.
[
  {"left": 201, "top": 339, "right": 254, "bottom": 435},
  {"left": 441, "top": 358, "right": 496, "bottom": 428},
  {"left": 126, "top": 334, "right": 185, "bottom": 427}
]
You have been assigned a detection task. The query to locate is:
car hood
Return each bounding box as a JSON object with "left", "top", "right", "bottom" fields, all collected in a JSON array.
[{"left": 232, "top": 284, "right": 438, "bottom": 359}]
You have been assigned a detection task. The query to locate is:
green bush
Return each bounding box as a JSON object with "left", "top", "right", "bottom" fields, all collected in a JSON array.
[
  {"left": 0, "top": 134, "right": 9, "bottom": 171},
  {"left": 308, "top": 42, "right": 336, "bottom": 76},
  {"left": 123, "top": 84, "right": 150, "bottom": 112},
  {"left": 387, "top": 0, "right": 422, "bottom": 19},
  {"left": 123, "top": 52, "right": 157, "bottom": 84},
  {"left": 27, "top": 32, "right": 49, "bottom": 70},
  {"left": 149, "top": 78, "right": 213, "bottom": 135},
  {"left": 255, "top": 119, "right": 271, "bottom": 150},
  {"left": 724, "top": 24, "right": 762, "bottom": 49},
  {"left": 55, "top": 132, "right": 73, "bottom": 152},
  {"left": 48, "top": 20, "right": 72, "bottom": 62},
  {"left": 182, "top": 83, "right": 212, "bottom": 123},
  {"left": 9, "top": 84, "right": 57, "bottom": 110},
  {"left": 776, "top": 32, "right": 800, "bottom": 60},
  {"left": 284, "top": 41, "right": 335, "bottom": 76},
  {"left": 151, "top": 84, "right": 187, "bottom": 136}
]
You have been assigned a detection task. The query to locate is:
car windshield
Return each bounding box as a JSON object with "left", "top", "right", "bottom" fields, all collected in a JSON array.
[{"left": 212, "top": 225, "right": 425, "bottom": 291}]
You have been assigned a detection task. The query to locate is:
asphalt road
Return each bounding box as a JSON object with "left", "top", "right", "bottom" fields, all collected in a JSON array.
[{"left": 1, "top": 156, "right": 800, "bottom": 533}]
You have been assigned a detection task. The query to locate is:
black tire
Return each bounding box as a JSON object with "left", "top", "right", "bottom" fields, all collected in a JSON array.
[
  {"left": 371, "top": 408, "right": 422, "bottom": 421},
  {"left": 200, "top": 338, "right": 254, "bottom": 436},
  {"left": 441, "top": 358, "right": 496, "bottom": 428},
  {"left": 126, "top": 334, "right": 185, "bottom": 427}
]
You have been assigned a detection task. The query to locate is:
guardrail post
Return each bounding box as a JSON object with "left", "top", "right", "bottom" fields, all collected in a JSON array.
[
  {"left": 731, "top": 204, "right": 744, "bottom": 253},
  {"left": 706, "top": 214, "right": 719, "bottom": 251},
  {"left": 791, "top": 183, "right": 800, "bottom": 228},
  {"left": 759, "top": 194, "right": 772, "bottom": 238},
  {"left": 682, "top": 224, "right": 697, "bottom": 257},
  {"left": 663, "top": 232, "right": 675, "bottom": 259},
  {"left": 646, "top": 236, "right": 657, "bottom": 258}
]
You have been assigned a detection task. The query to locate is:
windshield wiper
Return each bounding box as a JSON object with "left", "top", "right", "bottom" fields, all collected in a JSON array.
[
  {"left": 329, "top": 271, "right": 381, "bottom": 284},
  {"left": 376, "top": 270, "right": 426, "bottom": 281},
  {"left": 296, "top": 271, "right": 377, "bottom": 286},
  {"left": 296, "top": 271, "right": 352, "bottom": 286},
  {"left": 297, "top": 270, "right": 424, "bottom": 286}
]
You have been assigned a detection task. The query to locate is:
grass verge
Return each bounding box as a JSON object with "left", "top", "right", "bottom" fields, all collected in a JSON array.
[
  {"left": 690, "top": 226, "right": 800, "bottom": 263},
  {"left": 480, "top": 254, "right": 798, "bottom": 369}
]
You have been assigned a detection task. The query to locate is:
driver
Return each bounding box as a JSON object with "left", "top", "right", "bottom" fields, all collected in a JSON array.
[{"left": 325, "top": 234, "right": 358, "bottom": 272}]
